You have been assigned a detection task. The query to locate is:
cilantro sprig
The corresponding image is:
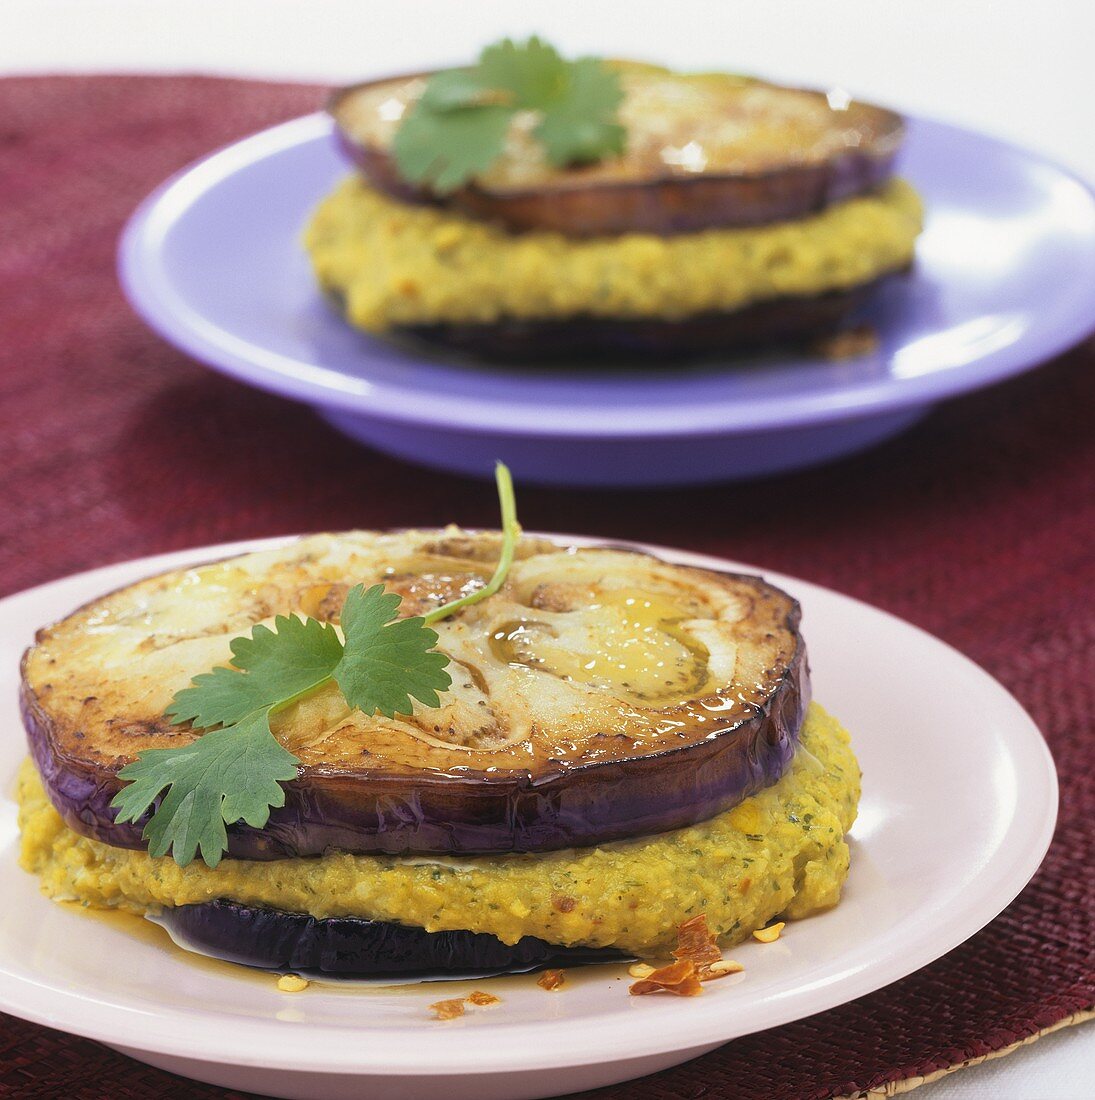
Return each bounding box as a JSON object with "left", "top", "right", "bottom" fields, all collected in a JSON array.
[
  {"left": 392, "top": 36, "right": 626, "bottom": 193},
  {"left": 111, "top": 462, "right": 521, "bottom": 868}
]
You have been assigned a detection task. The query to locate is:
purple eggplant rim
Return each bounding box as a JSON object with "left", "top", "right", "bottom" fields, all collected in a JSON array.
[{"left": 117, "top": 111, "right": 1095, "bottom": 438}]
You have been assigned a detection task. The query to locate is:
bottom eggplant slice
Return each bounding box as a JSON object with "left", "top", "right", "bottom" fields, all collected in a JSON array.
[
  {"left": 393, "top": 281, "right": 884, "bottom": 361},
  {"left": 156, "top": 899, "right": 623, "bottom": 976}
]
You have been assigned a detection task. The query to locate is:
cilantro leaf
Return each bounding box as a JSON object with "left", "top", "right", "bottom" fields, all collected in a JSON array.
[
  {"left": 392, "top": 37, "right": 626, "bottom": 192},
  {"left": 334, "top": 584, "right": 453, "bottom": 718},
  {"left": 166, "top": 614, "right": 344, "bottom": 730},
  {"left": 111, "top": 711, "right": 300, "bottom": 868},
  {"left": 391, "top": 101, "right": 513, "bottom": 194},
  {"left": 477, "top": 36, "right": 567, "bottom": 108},
  {"left": 535, "top": 57, "right": 627, "bottom": 166},
  {"left": 418, "top": 68, "right": 492, "bottom": 111}
]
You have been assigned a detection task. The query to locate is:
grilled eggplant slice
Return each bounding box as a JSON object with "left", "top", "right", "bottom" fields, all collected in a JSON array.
[
  {"left": 22, "top": 533, "right": 807, "bottom": 858},
  {"left": 157, "top": 899, "right": 623, "bottom": 976},
  {"left": 331, "top": 65, "right": 904, "bottom": 235}
]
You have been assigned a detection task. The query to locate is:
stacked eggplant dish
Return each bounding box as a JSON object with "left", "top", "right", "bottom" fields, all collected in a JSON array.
[
  {"left": 17, "top": 472, "right": 861, "bottom": 981},
  {"left": 305, "top": 38, "right": 922, "bottom": 358}
]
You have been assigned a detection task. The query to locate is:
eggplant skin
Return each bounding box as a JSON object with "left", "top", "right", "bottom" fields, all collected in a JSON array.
[{"left": 158, "top": 899, "right": 623, "bottom": 976}]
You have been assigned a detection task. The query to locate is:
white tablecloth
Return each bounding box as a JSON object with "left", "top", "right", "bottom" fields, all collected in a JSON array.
[{"left": 3, "top": 2, "right": 1093, "bottom": 1095}]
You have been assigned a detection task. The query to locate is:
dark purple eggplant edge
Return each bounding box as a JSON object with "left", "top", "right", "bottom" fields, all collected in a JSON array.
[
  {"left": 157, "top": 899, "right": 623, "bottom": 976},
  {"left": 21, "top": 560, "right": 808, "bottom": 860},
  {"left": 386, "top": 281, "right": 881, "bottom": 362}
]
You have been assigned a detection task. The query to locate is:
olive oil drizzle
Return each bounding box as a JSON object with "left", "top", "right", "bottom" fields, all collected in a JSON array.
[{"left": 491, "top": 589, "right": 710, "bottom": 706}]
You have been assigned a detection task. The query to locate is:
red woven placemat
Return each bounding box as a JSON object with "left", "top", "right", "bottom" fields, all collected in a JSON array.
[{"left": 0, "top": 75, "right": 1092, "bottom": 1100}]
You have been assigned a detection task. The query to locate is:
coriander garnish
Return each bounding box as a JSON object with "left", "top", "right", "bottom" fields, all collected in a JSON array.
[
  {"left": 111, "top": 462, "right": 521, "bottom": 868},
  {"left": 392, "top": 36, "right": 626, "bottom": 193}
]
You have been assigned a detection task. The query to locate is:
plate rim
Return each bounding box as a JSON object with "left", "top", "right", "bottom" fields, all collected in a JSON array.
[
  {"left": 0, "top": 535, "right": 1060, "bottom": 1076},
  {"left": 116, "top": 112, "right": 1095, "bottom": 439}
]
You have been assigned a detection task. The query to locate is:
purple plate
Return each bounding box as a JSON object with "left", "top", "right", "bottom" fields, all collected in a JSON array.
[{"left": 118, "top": 113, "right": 1095, "bottom": 486}]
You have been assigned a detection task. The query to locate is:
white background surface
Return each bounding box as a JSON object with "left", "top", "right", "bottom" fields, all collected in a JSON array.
[
  {"left": 3, "top": 2, "right": 1093, "bottom": 1097},
  {"left": 4, "top": 0, "right": 1094, "bottom": 181}
]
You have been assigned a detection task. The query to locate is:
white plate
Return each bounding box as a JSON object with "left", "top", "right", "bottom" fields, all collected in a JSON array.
[{"left": 0, "top": 538, "right": 1058, "bottom": 1100}]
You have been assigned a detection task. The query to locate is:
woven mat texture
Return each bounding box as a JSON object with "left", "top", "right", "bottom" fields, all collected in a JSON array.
[{"left": 0, "top": 76, "right": 1092, "bottom": 1100}]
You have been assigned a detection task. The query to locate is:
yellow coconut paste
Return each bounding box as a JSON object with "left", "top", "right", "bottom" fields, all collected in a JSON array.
[
  {"left": 303, "top": 177, "right": 921, "bottom": 332},
  {"left": 18, "top": 704, "right": 859, "bottom": 956}
]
